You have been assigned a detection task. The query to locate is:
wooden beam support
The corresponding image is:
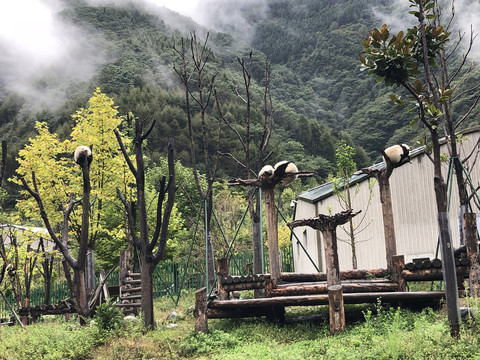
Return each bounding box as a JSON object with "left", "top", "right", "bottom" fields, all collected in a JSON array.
[
  {"left": 217, "top": 258, "right": 230, "bottom": 300},
  {"left": 208, "top": 291, "right": 449, "bottom": 309},
  {"left": 402, "top": 266, "right": 468, "bottom": 281},
  {"left": 279, "top": 269, "right": 387, "bottom": 282},
  {"left": 263, "top": 188, "right": 281, "bottom": 285},
  {"left": 391, "top": 255, "right": 407, "bottom": 291},
  {"left": 195, "top": 287, "right": 208, "bottom": 333},
  {"left": 328, "top": 285, "right": 345, "bottom": 334},
  {"left": 269, "top": 282, "right": 398, "bottom": 297}
]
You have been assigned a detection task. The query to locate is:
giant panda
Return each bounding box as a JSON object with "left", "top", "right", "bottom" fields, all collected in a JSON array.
[
  {"left": 258, "top": 164, "right": 274, "bottom": 181},
  {"left": 74, "top": 145, "right": 93, "bottom": 167},
  {"left": 273, "top": 161, "right": 298, "bottom": 185},
  {"left": 382, "top": 144, "right": 410, "bottom": 168}
]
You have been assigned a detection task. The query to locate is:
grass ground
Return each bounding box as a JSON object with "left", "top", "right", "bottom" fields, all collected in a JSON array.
[{"left": 1, "top": 291, "right": 480, "bottom": 359}]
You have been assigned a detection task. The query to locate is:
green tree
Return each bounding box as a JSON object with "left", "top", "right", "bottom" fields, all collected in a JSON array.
[
  {"left": 14, "top": 89, "right": 134, "bottom": 317},
  {"left": 330, "top": 141, "right": 375, "bottom": 269},
  {"left": 360, "top": 0, "right": 479, "bottom": 337}
]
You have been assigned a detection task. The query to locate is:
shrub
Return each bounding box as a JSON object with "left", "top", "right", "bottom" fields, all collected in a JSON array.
[{"left": 94, "top": 299, "right": 125, "bottom": 332}]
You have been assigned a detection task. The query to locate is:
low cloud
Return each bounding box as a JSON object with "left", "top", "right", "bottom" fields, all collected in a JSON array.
[{"left": 0, "top": 0, "right": 109, "bottom": 108}]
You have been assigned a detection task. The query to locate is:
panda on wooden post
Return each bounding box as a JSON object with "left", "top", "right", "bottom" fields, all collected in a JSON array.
[
  {"left": 382, "top": 144, "right": 410, "bottom": 168},
  {"left": 74, "top": 145, "right": 93, "bottom": 167},
  {"left": 273, "top": 160, "right": 298, "bottom": 185}
]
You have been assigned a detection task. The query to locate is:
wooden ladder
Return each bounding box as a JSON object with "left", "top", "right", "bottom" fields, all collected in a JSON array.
[{"left": 118, "top": 272, "right": 142, "bottom": 314}]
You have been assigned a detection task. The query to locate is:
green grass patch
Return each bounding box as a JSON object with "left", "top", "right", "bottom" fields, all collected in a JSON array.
[{"left": 2, "top": 291, "right": 480, "bottom": 359}]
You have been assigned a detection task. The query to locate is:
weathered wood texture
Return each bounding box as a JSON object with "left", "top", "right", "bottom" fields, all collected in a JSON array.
[
  {"left": 207, "top": 291, "right": 448, "bottom": 309},
  {"left": 263, "top": 188, "right": 281, "bottom": 284},
  {"left": 438, "top": 212, "right": 460, "bottom": 338},
  {"left": 402, "top": 266, "right": 469, "bottom": 281},
  {"left": 195, "top": 287, "right": 208, "bottom": 333},
  {"left": 391, "top": 255, "right": 407, "bottom": 291},
  {"left": 465, "top": 213, "right": 480, "bottom": 297},
  {"left": 269, "top": 281, "right": 399, "bottom": 297},
  {"left": 359, "top": 163, "right": 397, "bottom": 271},
  {"left": 279, "top": 269, "right": 387, "bottom": 282},
  {"left": 288, "top": 210, "right": 360, "bottom": 286},
  {"left": 328, "top": 285, "right": 345, "bottom": 334},
  {"left": 217, "top": 258, "right": 230, "bottom": 300}
]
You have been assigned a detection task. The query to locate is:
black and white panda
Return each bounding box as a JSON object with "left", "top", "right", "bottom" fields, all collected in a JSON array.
[
  {"left": 258, "top": 164, "right": 274, "bottom": 181},
  {"left": 273, "top": 161, "right": 298, "bottom": 185},
  {"left": 74, "top": 145, "right": 93, "bottom": 167},
  {"left": 382, "top": 144, "right": 410, "bottom": 168}
]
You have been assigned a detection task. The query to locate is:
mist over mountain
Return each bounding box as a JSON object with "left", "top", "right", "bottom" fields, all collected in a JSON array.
[{"left": 1, "top": 0, "right": 479, "bottom": 209}]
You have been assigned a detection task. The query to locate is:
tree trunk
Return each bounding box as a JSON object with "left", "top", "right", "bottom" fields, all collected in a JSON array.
[
  {"left": 438, "top": 212, "right": 460, "bottom": 337},
  {"left": 73, "top": 268, "right": 90, "bottom": 319},
  {"left": 263, "top": 188, "right": 281, "bottom": 284},
  {"left": 321, "top": 228, "right": 341, "bottom": 286},
  {"left": 206, "top": 192, "right": 215, "bottom": 286},
  {"left": 141, "top": 258, "right": 155, "bottom": 328},
  {"left": 378, "top": 175, "right": 397, "bottom": 271},
  {"left": 250, "top": 193, "right": 264, "bottom": 297}
]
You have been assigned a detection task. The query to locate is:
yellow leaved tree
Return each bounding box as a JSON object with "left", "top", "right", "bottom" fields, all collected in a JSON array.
[{"left": 13, "top": 88, "right": 134, "bottom": 317}]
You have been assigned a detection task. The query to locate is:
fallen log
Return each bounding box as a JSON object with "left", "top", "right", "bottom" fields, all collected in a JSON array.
[
  {"left": 279, "top": 269, "right": 387, "bottom": 283},
  {"left": 208, "top": 291, "right": 449, "bottom": 309},
  {"left": 402, "top": 266, "right": 469, "bottom": 281},
  {"left": 269, "top": 282, "right": 398, "bottom": 297},
  {"left": 222, "top": 282, "right": 266, "bottom": 292}
]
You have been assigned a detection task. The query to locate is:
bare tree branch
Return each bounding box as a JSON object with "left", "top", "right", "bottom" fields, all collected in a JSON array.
[{"left": 114, "top": 128, "right": 137, "bottom": 179}]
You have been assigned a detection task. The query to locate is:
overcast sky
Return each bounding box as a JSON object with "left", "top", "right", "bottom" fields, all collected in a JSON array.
[{"left": 0, "top": 0, "right": 478, "bottom": 107}]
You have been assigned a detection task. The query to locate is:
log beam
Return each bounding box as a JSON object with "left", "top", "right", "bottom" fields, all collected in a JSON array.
[
  {"left": 328, "top": 285, "right": 345, "bottom": 334},
  {"left": 195, "top": 287, "right": 208, "bottom": 333},
  {"left": 279, "top": 269, "right": 387, "bottom": 282}
]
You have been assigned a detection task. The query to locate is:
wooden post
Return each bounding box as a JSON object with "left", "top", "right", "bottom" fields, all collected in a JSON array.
[
  {"left": 195, "top": 287, "right": 208, "bottom": 333},
  {"left": 465, "top": 213, "right": 478, "bottom": 259},
  {"left": 321, "top": 227, "right": 341, "bottom": 286},
  {"left": 328, "top": 284, "right": 345, "bottom": 334},
  {"left": 465, "top": 213, "right": 480, "bottom": 297},
  {"left": 288, "top": 210, "right": 360, "bottom": 287},
  {"left": 263, "top": 187, "right": 281, "bottom": 285},
  {"left": 360, "top": 163, "right": 398, "bottom": 272},
  {"left": 217, "top": 258, "right": 230, "bottom": 300},
  {"left": 378, "top": 176, "right": 397, "bottom": 271},
  {"left": 438, "top": 212, "right": 460, "bottom": 337},
  {"left": 119, "top": 249, "right": 131, "bottom": 285},
  {"left": 391, "top": 255, "right": 407, "bottom": 292}
]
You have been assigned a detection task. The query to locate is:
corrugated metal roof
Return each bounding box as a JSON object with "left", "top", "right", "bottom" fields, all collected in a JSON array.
[{"left": 297, "top": 146, "right": 425, "bottom": 203}]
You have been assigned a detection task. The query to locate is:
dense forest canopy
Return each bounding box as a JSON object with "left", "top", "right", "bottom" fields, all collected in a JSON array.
[{"left": 0, "top": 0, "right": 479, "bottom": 212}]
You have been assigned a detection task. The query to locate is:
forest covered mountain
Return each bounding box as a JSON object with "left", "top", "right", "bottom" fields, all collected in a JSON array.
[{"left": 1, "top": 0, "right": 479, "bottom": 210}]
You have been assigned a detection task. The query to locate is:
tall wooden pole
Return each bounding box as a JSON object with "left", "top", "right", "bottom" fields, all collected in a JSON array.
[
  {"left": 321, "top": 227, "right": 341, "bottom": 286},
  {"left": 378, "top": 176, "right": 397, "bottom": 271},
  {"left": 438, "top": 212, "right": 460, "bottom": 337},
  {"left": 263, "top": 187, "right": 281, "bottom": 285}
]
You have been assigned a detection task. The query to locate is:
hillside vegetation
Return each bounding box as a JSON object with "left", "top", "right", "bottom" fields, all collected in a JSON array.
[{"left": 1, "top": 0, "right": 479, "bottom": 210}]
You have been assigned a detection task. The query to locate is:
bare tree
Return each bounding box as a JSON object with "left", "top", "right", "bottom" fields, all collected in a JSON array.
[
  {"left": 173, "top": 32, "right": 221, "bottom": 285},
  {"left": 215, "top": 53, "right": 274, "bottom": 284},
  {"left": 115, "top": 117, "right": 176, "bottom": 329},
  {"left": 360, "top": 0, "right": 480, "bottom": 337}
]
